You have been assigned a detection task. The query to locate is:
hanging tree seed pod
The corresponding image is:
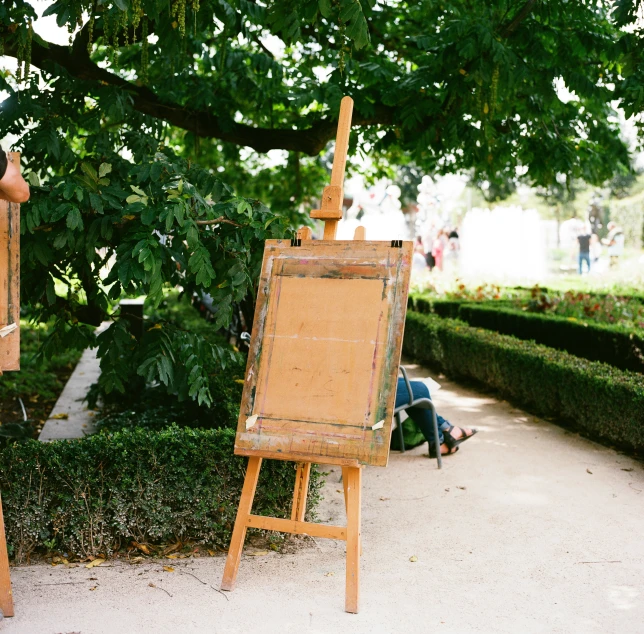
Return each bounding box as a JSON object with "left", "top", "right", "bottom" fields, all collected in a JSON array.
[
  {"left": 24, "top": 21, "right": 32, "bottom": 80},
  {"left": 141, "top": 15, "right": 149, "bottom": 83}
]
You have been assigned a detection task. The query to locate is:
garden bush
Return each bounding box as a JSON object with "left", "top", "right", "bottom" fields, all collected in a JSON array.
[
  {"left": 0, "top": 426, "right": 322, "bottom": 563},
  {"left": 408, "top": 295, "right": 465, "bottom": 319},
  {"left": 403, "top": 312, "right": 644, "bottom": 454},
  {"left": 456, "top": 304, "right": 644, "bottom": 373},
  {"left": 0, "top": 320, "right": 83, "bottom": 445}
]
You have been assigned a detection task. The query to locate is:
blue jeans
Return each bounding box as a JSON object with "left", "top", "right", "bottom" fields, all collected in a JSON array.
[
  {"left": 579, "top": 252, "right": 590, "bottom": 274},
  {"left": 395, "top": 378, "right": 451, "bottom": 444}
]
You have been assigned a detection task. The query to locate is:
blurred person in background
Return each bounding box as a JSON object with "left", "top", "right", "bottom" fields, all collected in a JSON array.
[
  {"left": 412, "top": 236, "right": 428, "bottom": 275},
  {"left": 423, "top": 222, "right": 437, "bottom": 270},
  {"left": 602, "top": 221, "right": 625, "bottom": 268},
  {"left": 577, "top": 224, "right": 592, "bottom": 275},
  {"left": 432, "top": 229, "right": 446, "bottom": 272}
]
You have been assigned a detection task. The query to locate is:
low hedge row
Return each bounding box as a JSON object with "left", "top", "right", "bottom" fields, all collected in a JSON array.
[
  {"left": 403, "top": 312, "right": 644, "bottom": 454},
  {"left": 408, "top": 296, "right": 465, "bottom": 318},
  {"left": 0, "top": 426, "right": 321, "bottom": 563},
  {"left": 457, "top": 304, "right": 644, "bottom": 374}
]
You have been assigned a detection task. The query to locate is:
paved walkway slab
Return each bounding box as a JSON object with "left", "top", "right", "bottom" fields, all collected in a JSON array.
[
  {"left": 37, "top": 346, "right": 99, "bottom": 441},
  {"left": 4, "top": 362, "right": 643, "bottom": 633}
]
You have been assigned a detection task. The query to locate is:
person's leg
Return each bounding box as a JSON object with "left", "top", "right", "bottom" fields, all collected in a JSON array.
[
  {"left": 578, "top": 253, "right": 583, "bottom": 275},
  {"left": 585, "top": 253, "right": 591, "bottom": 273},
  {"left": 395, "top": 378, "right": 449, "bottom": 445}
]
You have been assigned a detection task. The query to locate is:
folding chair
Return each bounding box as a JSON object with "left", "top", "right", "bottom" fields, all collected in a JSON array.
[{"left": 394, "top": 366, "right": 442, "bottom": 468}]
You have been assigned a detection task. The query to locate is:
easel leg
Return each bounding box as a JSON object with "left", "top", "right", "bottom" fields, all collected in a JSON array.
[
  {"left": 291, "top": 462, "right": 311, "bottom": 522},
  {"left": 221, "top": 457, "right": 262, "bottom": 591},
  {"left": 342, "top": 467, "right": 363, "bottom": 558},
  {"left": 344, "top": 466, "right": 362, "bottom": 614},
  {"left": 0, "top": 495, "right": 14, "bottom": 617},
  {"left": 341, "top": 466, "right": 349, "bottom": 513}
]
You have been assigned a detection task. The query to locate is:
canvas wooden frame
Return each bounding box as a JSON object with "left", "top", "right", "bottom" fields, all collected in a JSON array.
[{"left": 234, "top": 238, "right": 412, "bottom": 467}]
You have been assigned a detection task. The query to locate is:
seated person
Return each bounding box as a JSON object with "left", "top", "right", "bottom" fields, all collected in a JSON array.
[
  {"left": 0, "top": 148, "right": 30, "bottom": 203},
  {"left": 394, "top": 377, "right": 476, "bottom": 456}
]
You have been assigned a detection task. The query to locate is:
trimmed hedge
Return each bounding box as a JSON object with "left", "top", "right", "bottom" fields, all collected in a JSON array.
[
  {"left": 0, "top": 426, "right": 321, "bottom": 563},
  {"left": 456, "top": 304, "right": 644, "bottom": 373},
  {"left": 403, "top": 312, "right": 644, "bottom": 454},
  {"left": 408, "top": 296, "right": 465, "bottom": 319}
]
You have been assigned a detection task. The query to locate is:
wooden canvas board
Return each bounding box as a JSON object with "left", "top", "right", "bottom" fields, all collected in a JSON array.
[
  {"left": 0, "top": 153, "right": 21, "bottom": 372},
  {"left": 234, "top": 239, "right": 412, "bottom": 467}
]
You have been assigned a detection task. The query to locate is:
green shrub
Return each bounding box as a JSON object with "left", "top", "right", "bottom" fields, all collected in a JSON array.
[
  {"left": 408, "top": 295, "right": 464, "bottom": 318},
  {"left": 456, "top": 304, "right": 644, "bottom": 373},
  {"left": 0, "top": 426, "right": 322, "bottom": 563},
  {"left": 0, "top": 320, "right": 83, "bottom": 445},
  {"left": 403, "top": 312, "right": 644, "bottom": 454}
]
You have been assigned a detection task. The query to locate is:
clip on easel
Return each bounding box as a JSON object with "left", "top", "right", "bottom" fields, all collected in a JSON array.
[
  {"left": 0, "top": 152, "right": 22, "bottom": 618},
  {"left": 220, "top": 98, "right": 412, "bottom": 613}
]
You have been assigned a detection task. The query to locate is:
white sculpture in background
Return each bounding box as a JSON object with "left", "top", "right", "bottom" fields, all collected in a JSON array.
[
  {"left": 459, "top": 206, "right": 547, "bottom": 281},
  {"left": 338, "top": 181, "right": 409, "bottom": 240}
]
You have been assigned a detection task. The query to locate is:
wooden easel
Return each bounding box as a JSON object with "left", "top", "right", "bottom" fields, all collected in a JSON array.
[
  {"left": 0, "top": 151, "right": 21, "bottom": 618},
  {"left": 221, "top": 97, "right": 365, "bottom": 612}
]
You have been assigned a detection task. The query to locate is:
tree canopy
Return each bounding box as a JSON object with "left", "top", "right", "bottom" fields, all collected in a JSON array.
[{"left": 1, "top": 0, "right": 643, "bottom": 403}]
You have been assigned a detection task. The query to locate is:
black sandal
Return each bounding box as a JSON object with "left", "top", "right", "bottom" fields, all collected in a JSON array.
[
  {"left": 444, "top": 426, "right": 478, "bottom": 450},
  {"left": 429, "top": 444, "right": 459, "bottom": 458}
]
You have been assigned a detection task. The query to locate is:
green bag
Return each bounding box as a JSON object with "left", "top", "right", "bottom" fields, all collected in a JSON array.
[{"left": 389, "top": 416, "right": 426, "bottom": 451}]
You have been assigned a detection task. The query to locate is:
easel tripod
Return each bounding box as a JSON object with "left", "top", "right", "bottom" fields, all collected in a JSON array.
[{"left": 220, "top": 97, "right": 365, "bottom": 613}]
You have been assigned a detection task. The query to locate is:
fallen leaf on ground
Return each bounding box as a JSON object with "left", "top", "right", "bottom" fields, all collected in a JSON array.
[
  {"left": 325, "top": 572, "right": 335, "bottom": 577},
  {"left": 132, "top": 541, "right": 152, "bottom": 555},
  {"left": 379, "top": 496, "right": 390, "bottom": 501},
  {"left": 85, "top": 558, "right": 105, "bottom": 569},
  {"left": 149, "top": 582, "right": 156, "bottom": 588},
  {"left": 51, "top": 413, "right": 69, "bottom": 419},
  {"left": 166, "top": 554, "right": 179, "bottom": 559},
  {"left": 247, "top": 551, "right": 269, "bottom": 557},
  {"left": 336, "top": 489, "right": 343, "bottom": 493},
  {"left": 88, "top": 577, "right": 98, "bottom": 581},
  {"left": 207, "top": 550, "right": 216, "bottom": 557},
  {"left": 163, "top": 542, "right": 182, "bottom": 555},
  {"left": 409, "top": 556, "right": 418, "bottom": 562},
  {"left": 457, "top": 486, "right": 466, "bottom": 490},
  {"left": 586, "top": 469, "right": 593, "bottom": 474},
  {"left": 89, "top": 586, "right": 97, "bottom": 591},
  {"left": 129, "top": 556, "right": 144, "bottom": 564},
  {"left": 162, "top": 566, "right": 174, "bottom": 572},
  {"left": 621, "top": 468, "right": 634, "bottom": 472}
]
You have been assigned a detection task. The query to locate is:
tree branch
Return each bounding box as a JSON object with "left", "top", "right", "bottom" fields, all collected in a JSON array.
[
  {"left": 9, "top": 36, "right": 395, "bottom": 156},
  {"left": 499, "top": 0, "right": 538, "bottom": 37},
  {"left": 195, "top": 216, "right": 242, "bottom": 227}
]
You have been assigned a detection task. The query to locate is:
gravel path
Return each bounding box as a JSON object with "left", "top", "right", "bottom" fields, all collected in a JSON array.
[{"left": 2, "top": 362, "right": 643, "bottom": 634}]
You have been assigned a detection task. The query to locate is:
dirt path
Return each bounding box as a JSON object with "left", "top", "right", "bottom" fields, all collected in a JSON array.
[{"left": 2, "top": 363, "right": 643, "bottom": 634}]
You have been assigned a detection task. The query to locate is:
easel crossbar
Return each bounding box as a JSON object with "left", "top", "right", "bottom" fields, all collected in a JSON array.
[{"left": 246, "top": 515, "right": 347, "bottom": 540}]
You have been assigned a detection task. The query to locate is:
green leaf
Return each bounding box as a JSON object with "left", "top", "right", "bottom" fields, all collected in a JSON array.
[
  {"left": 98, "top": 163, "right": 112, "bottom": 178},
  {"left": 80, "top": 163, "right": 98, "bottom": 181},
  {"left": 66, "top": 208, "right": 83, "bottom": 231},
  {"left": 141, "top": 207, "right": 156, "bottom": 225},
  {"left": 89, "top": 193, "right": 104, "bottom": 214},
  {"left": 187, "top": 224, "right": 199, "bottom": 247},
  {"left": 46, "top": 276, "right": 56, "bottom": 305}
]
